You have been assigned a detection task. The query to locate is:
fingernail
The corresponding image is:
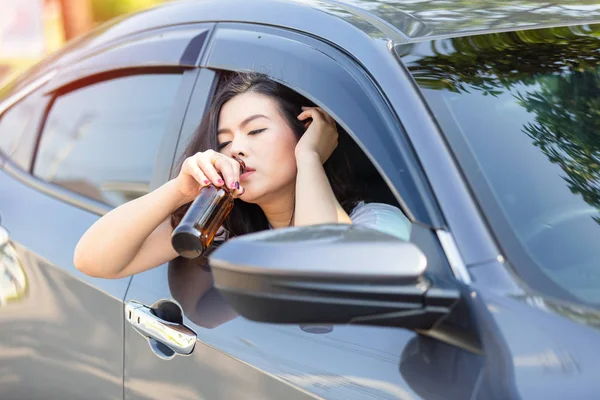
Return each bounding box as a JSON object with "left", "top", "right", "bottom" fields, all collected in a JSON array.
[
  {"left": 203, "top": 180, "right": 210, "bottom": 185},
  {"left": 218, "top": 179, "right": 224, "bottom": 185},
  {"left": 235, "top": 181, "right": 240, "bottom": 189}
]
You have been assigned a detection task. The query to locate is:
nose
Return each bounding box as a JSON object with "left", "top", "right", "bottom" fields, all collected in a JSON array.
[{"left": 228, "top": 135, "right": 248, "bottom": 159}]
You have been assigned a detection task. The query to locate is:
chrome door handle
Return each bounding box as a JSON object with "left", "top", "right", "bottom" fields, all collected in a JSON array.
[{"left": 125, "top": 300, "right": 196, "bottom": 356}]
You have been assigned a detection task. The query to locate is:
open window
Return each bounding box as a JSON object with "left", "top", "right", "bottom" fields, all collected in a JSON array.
[
  {"left": 199, "top": 24, "right": 439, "bottom": 226},
  {"left": 213, "top": 69, "right": 404, "bottom": 213},
  {"left": 165, "top": 23, "right": 470, "bottom": 339}
]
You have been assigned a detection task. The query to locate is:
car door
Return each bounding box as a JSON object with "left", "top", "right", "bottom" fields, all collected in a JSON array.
[
  {"left": 0, "top": 25, "right": 209, "bottom": 399},
  {"left": 123, "top": 23, "right": 483, "bottom": 400}
]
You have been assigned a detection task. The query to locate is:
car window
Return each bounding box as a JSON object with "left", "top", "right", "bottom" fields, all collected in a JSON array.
[
  {"left": 205, "top": 25, "right": 440, "bottom": 227},
  {"left": 401, "top": 25, "right": 600, "bottom": 306},
  {"left": 33, "top": 73, "right": 182, "bottom": 207},
  {"left": 187, "top": 72, "right": 464, "bottom": 282},
  {"left": 0, "top": 90, "right": 44, "bottom": 170}
]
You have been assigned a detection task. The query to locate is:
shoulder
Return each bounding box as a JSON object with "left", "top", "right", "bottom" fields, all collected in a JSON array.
[
  {"left": 350, "top": 201, "right": 405, "bottom": 218},
  {"left": 349, "top": 201, "right": 412, "bottom": 241}
]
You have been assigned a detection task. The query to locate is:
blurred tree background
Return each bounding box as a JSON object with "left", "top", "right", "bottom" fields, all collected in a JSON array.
[
  {"left": 0, "top": 0, "right": 172, "bottom": 87},
  {"left": 58, "top": 0, "right": 171, "bottom": 40},
  {"left": 91, "top": 0, "right": 168, "bottom": 23}
]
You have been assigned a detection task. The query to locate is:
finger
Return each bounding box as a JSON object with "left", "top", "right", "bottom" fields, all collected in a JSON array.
[
  {"left": 230, "top": 158, "right": 242, "bottom": 185},
  {"left": 300, "top": 106, "right": 319, "bottom": 114},
  {"left": 186, "top": 158, "right": 210, "bottom": 186},
  {"left": 214, "top": 157, "right": 237, "bottom": 190},
  {"left": 313, "top": 107, "right": 332, "bottom": 124},
  {"left": 297, "top": 110, "right": 311, "bottom": 121},
  {"left": 315, "top": 107, "right": 336, "bottom": 125},
  {"left": 196, "top": 153, "right": 224, "bottom": 186},
  {"left": 232, "top": 185, "right": 245, "bottom": 199},
  {"left": 297, "top": 109, "right": 323, "bottom": 122}
]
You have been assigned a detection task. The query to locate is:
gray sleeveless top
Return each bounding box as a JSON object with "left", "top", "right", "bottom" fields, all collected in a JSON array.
[
  {"left": 214, "top": 202, "right": 411, "bottom": 244},
  {"left": 349, "top": 201, "right": 411, "bottom": 241}
]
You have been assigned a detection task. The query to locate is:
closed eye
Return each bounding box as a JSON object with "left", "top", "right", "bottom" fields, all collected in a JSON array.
[
  {"left": 217, "top": 141, "right": 231, "bottom": 151},
  {"left": 218, "top": 128, "right": 265, "bottom": 150},
  {"left": 249, "top": 128, "right": 266, "bottom": 135}
]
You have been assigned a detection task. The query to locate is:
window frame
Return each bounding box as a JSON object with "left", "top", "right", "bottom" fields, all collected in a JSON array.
[
  {"left": 26, "top": 68, "right": 196, "bottom": 215},
  {"left": 194, "top": 22, "right": 443, "bottom": 229},
  {"left": 1, "top": 24, "right": 214, "bottom": 215},
  {"left": 167, "top": 23, "right": 467, "bottom": 284},
  {"left": 0, "top": 71, "right": 55, "bottom": 170}
]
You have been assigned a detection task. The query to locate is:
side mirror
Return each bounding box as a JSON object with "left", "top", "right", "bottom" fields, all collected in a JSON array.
[{"left": 209, "top": 224, "right": 460, "bottom": 330}]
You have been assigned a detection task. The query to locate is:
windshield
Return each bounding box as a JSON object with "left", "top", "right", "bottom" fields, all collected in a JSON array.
[{"left": 398, "top": 24, "right": 600, "bottom": 307}]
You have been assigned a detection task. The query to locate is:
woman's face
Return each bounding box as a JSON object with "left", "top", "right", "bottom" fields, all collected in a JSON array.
[{"left": 217, "top": 91, "right": 299, "bottom": 204}]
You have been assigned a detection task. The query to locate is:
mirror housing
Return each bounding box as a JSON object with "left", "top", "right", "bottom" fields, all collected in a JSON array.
[{"left": 209, "top": 224, "right": 460, "bottom": 330}]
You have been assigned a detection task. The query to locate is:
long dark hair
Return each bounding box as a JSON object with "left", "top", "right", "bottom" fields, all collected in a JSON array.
[{"left": 171, "top": 72, "right": 359, "bottom": 237}]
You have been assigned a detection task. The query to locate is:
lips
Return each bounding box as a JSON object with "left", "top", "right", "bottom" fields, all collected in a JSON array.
[{"left": 241, "top": 166, "right": 255, "bottom": 180}]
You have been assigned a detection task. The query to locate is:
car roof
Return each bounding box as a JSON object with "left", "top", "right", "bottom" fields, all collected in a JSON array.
[
  {"left": 341, "top": 0, "right": 600, "bottom": 40},
  {"left": 123, "top": 0, "right": 600, "bottom": 42},
  {"left": 6, "top": 0, "right": 600, "bottom": 94}
]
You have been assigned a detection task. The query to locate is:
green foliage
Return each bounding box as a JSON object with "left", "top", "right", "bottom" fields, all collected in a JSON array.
[
  {"left": 517, "top": 72, "right": 600, "bottom": 222},
  {"left": 91, "top": 0, "right": 169, "bottom": 23},
  {"left": 404, "top": 24, "right": 600, "bottom": 218}
]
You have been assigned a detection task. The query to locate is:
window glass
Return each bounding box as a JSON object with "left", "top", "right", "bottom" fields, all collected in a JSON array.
[
  {"left": 401, "top": 25, "right": 600, "bottom": 306},
  {"left": 34, "top": 73, "right": 182, "bottom": 207},
  {"left": 0, "top": 90, "right": 44, "bottom": 169}
]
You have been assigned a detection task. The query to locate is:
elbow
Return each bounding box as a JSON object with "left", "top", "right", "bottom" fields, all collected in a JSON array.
[
  {"left": 73, "top": 241, "right": 113, "bottom": 279},
  {"left": 73, "top": 244, "right": 97, "bottom": 277}
]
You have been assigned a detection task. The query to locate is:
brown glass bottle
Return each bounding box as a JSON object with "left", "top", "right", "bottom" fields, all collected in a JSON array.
[{"left": 171, "top": 159, "right": 245, "bottom": 259}]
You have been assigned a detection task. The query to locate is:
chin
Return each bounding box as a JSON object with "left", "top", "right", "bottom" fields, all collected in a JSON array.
[
  {"left": 239, "top": 186, "right": 277, "bottom": 205},
  {"left": 239, "top": 179, "right": 294, "bottom": 205},
  {"left": 237, "top": 189, "right": 261, "bottom": 204}
]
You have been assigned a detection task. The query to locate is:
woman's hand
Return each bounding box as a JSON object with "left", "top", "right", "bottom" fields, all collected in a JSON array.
[
  {"left": 295, "top": 107, "right": 339, "bottom": 164},
  {"left": 174, "top": 149, "right": 243, "bottom": 203},
  {"left": 293, "top": 107, "right": 350, "bottom": 227}
]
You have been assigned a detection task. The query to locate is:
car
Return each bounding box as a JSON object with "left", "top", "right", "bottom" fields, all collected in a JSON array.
[{"left": 1, "top": 0, "right": 599, "bottom": 398}]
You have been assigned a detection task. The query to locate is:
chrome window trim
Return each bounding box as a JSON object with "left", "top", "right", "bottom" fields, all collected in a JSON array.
[
  {"left": 436, "top": 229, "right": 472, "bottom": 284},
  {"left": 0, "top": 70, "right": 57, "bottom": 116}
]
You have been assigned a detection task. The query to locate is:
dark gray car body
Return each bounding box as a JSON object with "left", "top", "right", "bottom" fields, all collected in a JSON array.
[{"left": 1, "top": 0, "right": 599, "bottom": 399}]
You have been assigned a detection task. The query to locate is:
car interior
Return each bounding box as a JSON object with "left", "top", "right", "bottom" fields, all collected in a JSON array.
[{"left": 215, "top": 70, "right": 403, "bottom": 213}]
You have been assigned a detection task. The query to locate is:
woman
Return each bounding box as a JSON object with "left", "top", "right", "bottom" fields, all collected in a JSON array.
[{"left": 74, "top": 72, "right": 411, "bottom": 279}]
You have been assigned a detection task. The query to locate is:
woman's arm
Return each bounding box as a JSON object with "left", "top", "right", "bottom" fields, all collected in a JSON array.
[
  {"left": 294, "top": 107, "right": 351, "bottom": 226},
  {"left": 74, "top": 180, "right": 184, "bottom": 279},
  {"left": 294, "top": 151, "right": 351, "bottom": 225},
  {"left": 74, "top": 149, "right": 243, "bottom": 279}
]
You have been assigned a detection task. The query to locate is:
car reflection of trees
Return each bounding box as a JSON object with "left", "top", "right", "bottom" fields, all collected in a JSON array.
[
  {"left": 516, "top": 71, "right": 600, "bottom": 224},
  {"left": 0, "top": 242, "right": 28, "bottom": 306},
  {"left": 401, "top": 24, "right": 600, "bottom": 222},
  {"left": 374, "top": 0, "right": 600, "bottom": 35},
  {"left": 324, "top": 1, "right": 600, "bottom": 41}
]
